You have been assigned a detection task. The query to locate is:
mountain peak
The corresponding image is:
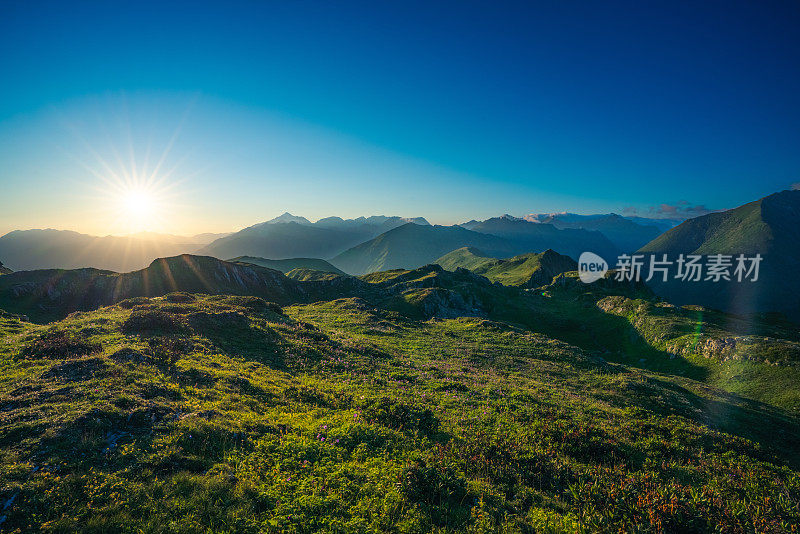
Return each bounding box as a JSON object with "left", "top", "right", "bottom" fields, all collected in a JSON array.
[{"left": 264, "top": 213, "right": 313, "bottom": 225}]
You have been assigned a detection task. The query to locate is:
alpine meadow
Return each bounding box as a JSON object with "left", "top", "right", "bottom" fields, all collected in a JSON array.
[{"left": 1, "top": 2, "right": 800, "bottom": 533}]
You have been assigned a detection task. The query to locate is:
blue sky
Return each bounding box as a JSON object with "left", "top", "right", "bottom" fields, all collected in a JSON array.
[{"left": 1, "top": 0, "right": 798, "bottom": 235}]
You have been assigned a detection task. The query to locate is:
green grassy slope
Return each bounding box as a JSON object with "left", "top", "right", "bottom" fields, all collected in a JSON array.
[
  {"left": 1, "top": 295, "right": 799, "bottom": 532},
  {"left": 524, "top": 272, "right": 800, "bottom": 413},
  {"left": 3, "top": 255, "right": 799, "bottom": 413},
  {"left": 433, "top": 247, "right": 499, "bottom": 272},
  {"left": 637, "top": 190, "right": 800, "bottom": 320},
  {"left": 285, "top": 268, "right": 348, "bottom": 281},
  {"left": 229, "top": 256, "right": 345, "bottom": 275},
  {"left": 639, "top": 197, "right": 770, "bottom": 255},
  {"left": 436, "top": 248, "right": 577, "bottom": 287}
]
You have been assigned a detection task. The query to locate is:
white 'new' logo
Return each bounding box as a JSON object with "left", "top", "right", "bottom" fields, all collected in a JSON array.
[{"left": 578, "top": 252, "right": 608, "bottom": 283}]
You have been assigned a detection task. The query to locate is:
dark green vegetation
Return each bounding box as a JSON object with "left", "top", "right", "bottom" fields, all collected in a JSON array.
[
  {"left": 229, "top": 256, "right": 345, "bottom": 275},
  {"left": 285, "top": 269, "right": 349, "bottom": 282},
  {"left": 435, "top": 248, "right": 577, "bottom": 288},
  {"left": 2, "top": 253, "right": 800, "bottom": 532},
  {"left": 639, "top": 190, "right": 800, "bottom": 320}
]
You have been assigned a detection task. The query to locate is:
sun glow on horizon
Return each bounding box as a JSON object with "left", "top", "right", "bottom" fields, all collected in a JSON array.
[
  {"left": 59, "top": 99, "right": 199, "bottom": 236},
  {"left": 122, "top": 190, "right": 155, "bottom": 218},
  {"left": 103, "top": 177, "right": 178, "bottom": 234}
]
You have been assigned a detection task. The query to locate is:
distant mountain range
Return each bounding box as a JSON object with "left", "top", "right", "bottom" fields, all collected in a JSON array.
[
  {"left": 524, "top": 213, "right": 662, "bottom": 252},
  {"left": 2, "top": 189, "right": 799, "bottom": 327},
  {"left": 435, "top": 247, "right": 577, "bottom": 287},
  {"left": 523, "top": 212, "right": 682, "bottom": 233},
  {"left": 466, "top": 217, "right": 620, "bottom": 261},
  {"left": 0, "top": 211, "right": 650, "bottom": 277},
  {"left": 460, "top": 214, "right": 657, "bottom": 254},
  {"left": 5, "top": 197, "right": 795, "bottom": 325},
  {"left": 197, "top": 213, "right": 430, "bottom": 260},
  {"left": 0, "top": 229, "right": 205, "bottom": 272},
  {"left": 331, "top": 218, "right": 616, "bottom": 275},
  {"left": 639, "top": 190, "right": 800, "bottom": 320},
  {"left": 0, "top": 215, "right": 429, "bottom": 272},
  {"left": 331, "top": 223, "right": 520, "bottom": 275}
]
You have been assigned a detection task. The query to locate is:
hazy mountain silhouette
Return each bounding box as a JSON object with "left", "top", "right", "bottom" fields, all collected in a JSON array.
[
  {"left": 0, "top": 229, "right": 203, "bottom": 272},
  {"left": 468, "top": 217, "right": 620, "bottom": 263},
  {"left": 526, "top": 213, "right": 661, "bottom": 252},
  {"left": 330, "top": 224, "right": 524, "bottom": 275},
  {"left": 199, "top": 214, "right": 429, "bottom": 260},
  {"left": 524, "top": 212, "right": 682, "bottom": 233},
  {"left": 126, "top": 231, "right": 231, "bottom": 244},
  {"left": 331, "top": 220, "right": 605, "bottom": 275}
]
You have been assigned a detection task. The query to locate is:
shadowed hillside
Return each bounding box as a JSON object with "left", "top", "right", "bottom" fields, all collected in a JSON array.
[{"left": 639, "top": 190, "right": 800, "bottom": 320}]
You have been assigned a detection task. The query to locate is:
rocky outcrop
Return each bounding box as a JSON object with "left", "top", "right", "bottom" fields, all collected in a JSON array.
[
  {"left": 596, "top": 295, "right": 800, "bottom": 364},
  {"left": 523, "top": 249, "right": 578, "bottom": 288}
]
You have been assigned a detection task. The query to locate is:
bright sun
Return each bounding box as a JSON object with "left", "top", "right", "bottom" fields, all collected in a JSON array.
[{"left": 123, "top": 191, "right": 154, "bottom": 217}]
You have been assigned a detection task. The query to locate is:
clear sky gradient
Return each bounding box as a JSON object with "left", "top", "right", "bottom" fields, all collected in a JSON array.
[{"left": 1, "top": 1, "right": 798, "bottom": 235}]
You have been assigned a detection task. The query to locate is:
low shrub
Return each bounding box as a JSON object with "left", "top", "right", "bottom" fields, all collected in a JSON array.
[
  {"left": 361, "top": 397, "right": 439, "bottom": 436},
  {"left": 122, "top": 310, "right": 188, "bottom": 335},
  {"left": 116, "top": 297, "right": 151, "bottom": 309},
  {"left": 20, "top": 330, "right": 102, "bottom": 360},
  {"left": 165, "top": 292, "right": 197, "bottom": 303}
]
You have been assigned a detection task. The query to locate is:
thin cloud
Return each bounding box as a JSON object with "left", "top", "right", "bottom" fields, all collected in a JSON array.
[{"left": 622, "top": 200, "right": 716, "bottom": 219}]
